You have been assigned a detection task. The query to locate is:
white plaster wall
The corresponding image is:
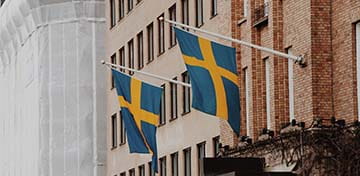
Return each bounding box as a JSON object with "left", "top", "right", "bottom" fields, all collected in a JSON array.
[
  {"left": 0, "top": 0, "right": 107, "bottom": 175},
  {"left": 106, "top": 0, "right": 232, "bottom": 175}
]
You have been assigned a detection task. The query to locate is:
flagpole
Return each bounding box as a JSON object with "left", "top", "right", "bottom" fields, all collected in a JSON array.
[
  {"left": 160, "top": 18, "right": 306, "bottom": 66},
  {"left": 101, "top": 60, "right": 192, "bottom": 88}
]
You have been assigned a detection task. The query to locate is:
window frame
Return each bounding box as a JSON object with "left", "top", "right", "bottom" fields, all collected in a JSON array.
[
  {"left": 111, "top": 113, "right": 117, "bottom": 149},
  {"left": 158, "top": 14, "right": 165, "bottom": 55},
  {"left": 110, "top": 0, "right": 116, "bottom": 28},
  {"left": 128, "top": 0, "right": 133, "bottom": 13},
  {"left": 147, "top": 23, "right": 154, "bottom": 63},
  {"left": 197, "top": 142, "right": 206, "bottom": 176},
  {"left": 128, "top": 39, "right": 134, "bottom": 75},
  {"left": 212, "top": 136, "right": 220, "bottom": 157},
  {"left": 171, "top": 152, "right": 179, "bottom": 176},
  {"left": 119, "top": 46, "right": 125, "bottom": 73},
  {"left": 169, "top": 4, "right": 177, "bottom": 47},
  {"left": 181, "top": 0, "right": 189, "bottom": 30},
  {"left": 244, "top": 67, "right": 251, "bottom": 137},
  {"left": 138, "top": 164, "right": 145, "bottom": 176},
  {"left": 119, "top": 0, "right": 125, "bottom": 20},
  {"left": 119, "top": 111, "right": 126, "bottom": 145},
  {"left": 170, "top": 77, "right": 178, "bottom": 120},
  {"left": 183, "top": 147, "right": 191, "bottom": 176},
  {"left": 264, "top": 57, "right": 271, "bottom": 130},
  {"left": 160, "top": 84, "right": 166, "bottom": 125},
  {"left": 195, "top": 0, "right": 204, "bottom": 27},
  {"left": 182, "top": 72, "right": 191, "bottom": 114},
  {"left": 137, "top": 31, "right": 144, "bottom": 69},
  {"left": 111, "top": 53, "right": 117, "bottom": 89},
  {"left": 210, "top": 0, "right": 217, "bottom": 18},
  {"left": 129, "top": 168, "right": 135, "bottom": 176},
  {"left": 160, "top": 156, "right": 167, "bottom": 176}
]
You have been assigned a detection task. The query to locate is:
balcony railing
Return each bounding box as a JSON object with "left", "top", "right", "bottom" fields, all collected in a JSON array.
[{"left": 254, "top": 2, "right": 269, "bottom": 27}]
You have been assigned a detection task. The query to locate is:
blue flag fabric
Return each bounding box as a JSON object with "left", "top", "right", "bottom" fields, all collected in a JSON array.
[
  {"left": 174, "top": 27, "right": 241, "bottom": 134},
  {"left": 112, "top": 69, "right": 161, "bottom": 173}
]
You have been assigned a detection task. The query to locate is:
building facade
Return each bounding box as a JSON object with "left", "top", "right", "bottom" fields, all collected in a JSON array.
[
  {"left": 0, "top": 0, "right": 107, "bottom": 175},
  {"left": 105, "top": 0, "right": 235, "bottom": 175},
  {"left": 229, "top": 0, "right": 360, "bottom": 140}
]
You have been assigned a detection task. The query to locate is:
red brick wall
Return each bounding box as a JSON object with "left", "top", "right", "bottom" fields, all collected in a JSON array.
[{"left": 227, "top": 0, "right": 360, "bottom": 144}]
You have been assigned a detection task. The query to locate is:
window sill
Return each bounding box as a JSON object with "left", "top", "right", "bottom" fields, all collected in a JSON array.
[
  {"left": 210, "top": 14, "right": 218, "bottom": 20},
  {"left": 119, "top": 142, "right": 126, "bottom": 146},
  {"left": 146, "top": 59, "right": 154, "bottom": 65},
  {"left": 158, "top": 123, "right": 166, "bottom": 127},
  {"left": 157, "top": 51, "right": 165, "bottom": 57},
  {"left": 168, "top": 43, "right": 177, "bottom": 50},
  {"left": 237, "top": 18, "right": 247, "bottom": 26},
  {"left": 169, "top": 117, "right": 178, "bottom": 122},
  {"left": 110, "top": 146, "right": 117, "bottom": 150},
  {"left": 196, "top": 23, "right": 204, "bottom": 28},
  {"left": 181, "top": 111, "right": 191, "bottom": 116}
]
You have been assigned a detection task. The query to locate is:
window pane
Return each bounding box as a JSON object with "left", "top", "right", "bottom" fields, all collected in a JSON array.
[
  {"left": 211, "top": 0, "right": 217, "bottom": 17},
  {"left": 147, "top": 23, "right": 154, "bottom": 62},
  {"left": 111, "top": 54, "right": 117, "bottom": 88},
  {"left": 197, "top": 142, "right": 205, "bottom": 176},
  {"left": 182, "top": 72, "right": 191, "bottom": 114},
  {"left": 128, "top": 0, "right": 133, "bottom": 12},
  {"left": 195, "top": 0, "right": 203, "bottom": 27},
  {"left": 170, "top": 77, "right": 178, "bottom": 119},
  {"left": 128, "top": 39, "right": 134, "bottom": 75},
  {"left": 212, "top": 136, "right": 220, "bottom": 157},
  {"left": 181, "top": 0, "right": 189, "bottom": 29},
  {"left": 160, "top": 84, "right": 166, "bottom": 125},
  {"left": 137, "top": 32, "right": 144, "bottom": 69},
  {"left": 160, "top": 157, "right": 167, "bottom": 176},
  {"left": 184, "top": 148, "right": 191, "bottom": 176},
  {"left": 171, "top": 153, "right": 178, "bottom": 176},
  {"left": 129, "top": 169, "right": 135, "bottom": 176},
  {"left": 111, "top": 113, "right": 117, "bottom": 148},
  {"left": 149, "top": 162, "right": 155, "bottom": 176},
  {"left": 158, "top": 14, "right": 165, "bottom": 54},
  {"left": 169, "top": 4, "right": 177, "bottom": 47},
  {"left": 110, "top": 0, "right": 116, "bottom": 27},
  {"left": 119, "top": 47, "right": 125, "bottom": 72},
  {"left": 138, "top": 165, "right": 145, "bottom": 176},
  {"left": 119, "top": 0, "right": 125, "bottom": 19},
  {"left": 120, "top": 112, "right": 126, "bottom": 144}
]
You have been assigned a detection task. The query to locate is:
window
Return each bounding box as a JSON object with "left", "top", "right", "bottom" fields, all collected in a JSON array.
[
  {"left": 210, "top": 0, "right": 217, "bottom": 17},
  {"left": 136, "top": 0, "right": 142, "bottom": 4},
  {"left": 243, "top": 0, "right": 248, "bottom": 17},
  {"left": 147, "top": 23, "right": 154, "bottom": 63},
  {"left": 138, "top": 165, "right": 145, "bottom": 176},
  {"left": 160, "top": 84, "right": 166, "bottom": 125},
  {"left": 119, "top": 0, "right": 125, "bottom": 20},
  {"left": 195, "top": 0, "right": 203, "bottom": 27},
  {"left": 212, "top": 136, "right": 220, "bottom": 157},
  {"left": 181, "top": 0, "right": 189, "bottom": 29},
  {"left": 182, "top": 72, "right": 191, "bottom": 114},
  {"left": 265, "top": 58, "right": 271, "bottom": 130},
  {"left": 148, "top": 162, "right": 155, "bottom": 176},
  {"left": 170, "top": 77, "right": 178, "bottom": 120},
  {"left": 169, "top": 4, "right": 177, "bottom": 47},
  {"left": 158, "top": 14, "right": 165, "bottom": 55},
  {"left": 111, "top": 113, "right": 117, "bottom": 148},
  {"left": 264, "top": 0, "right": 269, "bottom": 17},
  {"left": 160, "top": 157, "right": 167, "bottom": 176},
  {"left": 128, "top": 39, "right": 134, "bottom": 75},
  {"left": 110, "top": 0, "right": 116, "bottom": 27},
  {"left": 287, "top": 48, "right": 295, "bottom": 122},
  {"left": 244, "top": 68, "right": 251, "bottom": 136},
  {"left": 120, "top": 172, "right": 125, "bottom": 176},
  {"left": 129, "top": 168, "right": 135, "bottom": 176},
  {"left": 119, "top": 47, "right": 125, "bottom": 72},
  {"left": 171, "top": 152, "right": 179, "bottom": 176},
  {"left": 137, "top": 32, "right": 144, "bottom": 69},
  {"left": 128, "top": 0, "right": 133, "bottom": 13},
  {"left": 111, "top": 53, "right": 117, "bottom": 89},
  {"left": 197, "top": 142, "right": 206, "bottom": 176},
  {"left": 356, "top": 22, "right": 360, "bottom": 121},
  {"left": 120, "top": 112, "right": 126, "bottom": 145},
  {"left": 183, "top": 148, "right": 191, "bottom": 176}
]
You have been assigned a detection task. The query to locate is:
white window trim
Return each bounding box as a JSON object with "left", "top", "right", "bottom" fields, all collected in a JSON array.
[
  {"left": 357, "top": 22, "right": 360, "bottom": 121},
  {"left": 265, "top": 58, "right": 271, "bottom": 130},
  {"left": 245, "top": 68, "right": 251, "bottom": 136},
  {"left": 288, "top": 49, "right": 295, "bottom": 122},
  {"left": 243, "top": 0, "right": 248, "bottom": 17}
]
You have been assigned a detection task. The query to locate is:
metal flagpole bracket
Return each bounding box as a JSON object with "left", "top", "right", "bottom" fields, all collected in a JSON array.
[{"left": 295, "top": 54, "right": 307, "bottom": 68}]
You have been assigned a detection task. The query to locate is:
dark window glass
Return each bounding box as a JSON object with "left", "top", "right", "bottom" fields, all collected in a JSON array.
[
  {"left": 128, "top": 0, "right": 133, "bottom": 12},
  {"left": 111, "top": 113, "right": 117, "bottom": 148},
  {"left": 181, "top": 0, "right": 189, "bottom": 29},
  {"left": 111, "top": 53, "right": 117, "bottom": 89},
  {"left": 160, "top": 84, "right": 166, "bottom": 125},
  {"left": 148, "top": 162, "right": 155, "bottom": 176},
  {"left": 137, "top": 32, "right": 144, "bottom": 69},
  {"left": 212, "top": 136, "right": 220, "bottom": 157},
  {"left": 110, "top": 0, "right": 116, "bottom": 27},
  {"left": 170, "top": 77, "right": 178, "bottom": 120},
  {"left": 160, "top": 157, "right": 167, "bottom": 176},
  {"left": 129, "top": 168, "right": 135, "bottom": 176},
  {"left": 147, "top": 23, "right": 154, "bottom": 62},
  {"left": 184, "top": 148, "right": 191, "bottom": 176},
  {"left": 197, "top": 142, "right": 206, "bottom": 176},
  {"left": 120, "top": 172, "right": 125, "bottom": 176},
  {"left": 195, "top": 0, "right": 203, "bottom": 27},
  {"left": 119, "top": 0, "right": 125, "bottom": 20},
  {"left": 182, "top": 72, "right": 191, "bottom": 114},
  {"left": 171, "top": 152, "right": 179, "bottom": 176},
  {"left": 211, "top": 0, "right": 217, "bottom": 17},
  {"left": 158, "top": 14, "right": 165, "bottom": 55},
  {"left": 169, "top": 4, "right": 177, "bottom": 47},
  {"left": 128, "top": 39, "right": 134, "bottom": 75},
  {"left": 138, "top": 165, "right": 145, "bottom": 176},
  {"left": 119, "top": 47, "right": 125, "bottom": 72},
  {"left": 120, "top": 112, "right": 126, "bottom": 145}
]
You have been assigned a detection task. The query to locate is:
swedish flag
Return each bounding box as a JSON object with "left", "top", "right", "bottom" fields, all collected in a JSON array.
[
  {"left": 175, "top": 27, "right": 241, "bottom": 134},
  {"left": 112, "top": 69, "right": 161, "bottom": 173}
]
